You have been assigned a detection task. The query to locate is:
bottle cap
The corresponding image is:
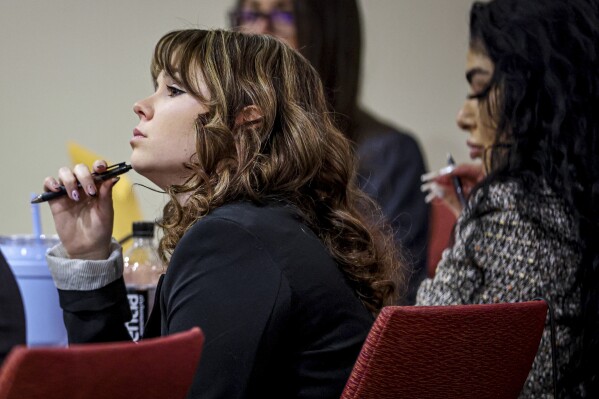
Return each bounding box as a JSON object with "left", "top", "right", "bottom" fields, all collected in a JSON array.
[{"left": 132, "top": 221, "right": 155, "bottom": 238}]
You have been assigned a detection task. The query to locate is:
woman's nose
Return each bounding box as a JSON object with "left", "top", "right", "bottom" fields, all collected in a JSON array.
[
  {"left": 259, "top": 19, "right": 273, "bottom": 34},
  {"left": 133, "top": 97, "right": 153, "bottom": 120},
  {"left": 241, "top": 16, "right": 274, "bottom": 35},
  {"left": 456, "top": 100, "right": 476, "bottom": 131}
]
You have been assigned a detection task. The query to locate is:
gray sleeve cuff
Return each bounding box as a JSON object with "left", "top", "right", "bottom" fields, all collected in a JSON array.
[{"left": 46, "top": 239, "right": 124, "bottom": 291}]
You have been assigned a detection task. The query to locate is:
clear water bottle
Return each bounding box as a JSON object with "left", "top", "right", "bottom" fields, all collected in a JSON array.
[{"left": 123, "top": 221, "right": 163, "bottom": 341}]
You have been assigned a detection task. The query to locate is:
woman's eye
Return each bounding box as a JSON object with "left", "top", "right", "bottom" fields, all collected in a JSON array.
[
  {"left": 166, "top": 85, "right": 185, "bottom": 97},
  {"left": 466, "top": 92, "right": 482, "bottom": 100},
  {"left": 466, "top": 83, "right": 491, "bottom": 100}
]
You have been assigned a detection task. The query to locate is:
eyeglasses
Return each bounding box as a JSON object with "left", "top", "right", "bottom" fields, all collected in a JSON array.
[{"left": 230, "top": 10, "right": 295, "bottom": 30}]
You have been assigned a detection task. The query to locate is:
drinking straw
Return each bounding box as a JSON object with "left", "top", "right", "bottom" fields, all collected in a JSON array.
[{"left": 30, "top": 193, "right": 42, "bottom": 238}]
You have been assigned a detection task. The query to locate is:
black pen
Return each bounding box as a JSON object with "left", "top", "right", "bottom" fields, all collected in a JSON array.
[
  {"left": 447, "top": 153, "right": 467, "bottom": 207},
  {"left": 30, "top": 162, "right": 132, "bottom": 204}
]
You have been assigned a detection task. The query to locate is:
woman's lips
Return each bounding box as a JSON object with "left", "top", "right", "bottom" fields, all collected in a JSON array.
[
  {"left": 130, "top": 128, "right": 146, "bottom": 146},
  {"left": 467, "top": 141, "right": 484, "bottom": 159},
  {"left": 133, "top": 128, "right": 146, "bottom": 138}
]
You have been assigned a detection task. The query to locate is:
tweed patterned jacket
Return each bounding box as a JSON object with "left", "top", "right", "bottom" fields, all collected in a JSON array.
[{"left": 416, "top": 180, "right": 581, "bottom": 398}]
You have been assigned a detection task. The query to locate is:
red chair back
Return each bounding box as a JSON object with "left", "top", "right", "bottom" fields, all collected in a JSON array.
[
  {"left": 0, "top": 327, "right": 204, "bottom": 399},
  {"left": 341, "top": 301, "right": 547, "bottom": 399}
]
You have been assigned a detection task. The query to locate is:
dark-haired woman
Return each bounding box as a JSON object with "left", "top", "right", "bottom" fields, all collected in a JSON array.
[
  {"left": 418, "top": 0, "right": 599, "bottom": 397},
  {"left": 41, "top": 30, "right": 401, "bottom": 398},
  {"left": 231, "top": 0, "right": 429, "bottom": 304}
]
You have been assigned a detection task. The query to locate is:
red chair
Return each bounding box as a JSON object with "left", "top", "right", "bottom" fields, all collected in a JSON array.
[
  {"left": 341, "top": 301, "right": 548, "bottom": 399},
  {"left": 0, "top": 327, "right": 204, "bottom": 399}
]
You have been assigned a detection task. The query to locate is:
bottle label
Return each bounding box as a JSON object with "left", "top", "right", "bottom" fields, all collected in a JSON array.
[{"left": 125, "top": 288, "right": 148, "bottom": 342}]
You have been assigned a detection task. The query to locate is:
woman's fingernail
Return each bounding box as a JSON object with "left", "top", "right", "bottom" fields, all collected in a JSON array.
[
  {"left": 87, "top": 184, "right": 96, "bottom": 196},
  {"left": 425, "top": 192, "right": 435, "bottom": 203},
  {"left": 421, "top": 172, "right": 436, "bottom": 182},
  {"left": 421, "top": 165, "right": 455, "bottom": 182},
  {"left": 438, "top": 165, "right": 455, "bottom": 176},
  {"left": 72, "top": 190, "right": 80, "bottom": 201},
  {"left": 52, "top": 180, "right": 60, "bottom": 189}
]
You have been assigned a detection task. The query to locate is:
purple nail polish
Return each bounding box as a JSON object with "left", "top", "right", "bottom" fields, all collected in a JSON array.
[{"left": 72, "top": 190, "right": 80, "bottom": 201}]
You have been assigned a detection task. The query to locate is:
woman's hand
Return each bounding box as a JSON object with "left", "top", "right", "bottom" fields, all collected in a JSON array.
[
  {"left": 421, "top": 163, "right": 484, "bottom": 217},
  {"left": 42, "top": 160, "right": 119, "bottom": 260}
]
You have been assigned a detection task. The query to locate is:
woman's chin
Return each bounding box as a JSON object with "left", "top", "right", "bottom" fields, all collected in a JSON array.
[
  {"left": 130, "top": 160, "right": 152, "bottom": 182},
  {"left": 129, "top": 155, "right": 152, "bottom": 175}
]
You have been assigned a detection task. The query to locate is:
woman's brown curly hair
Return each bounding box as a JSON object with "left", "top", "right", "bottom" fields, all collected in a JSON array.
[{"left": 151, "top": 29, "right": 403, "bottom": 314}]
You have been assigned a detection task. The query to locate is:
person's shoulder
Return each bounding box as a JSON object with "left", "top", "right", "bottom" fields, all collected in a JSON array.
[
  {"left": 353, "top": 109, "right": 425, "bottom": 166},
  {"left": 183, "top": 200, "right": 302, "bottom": 241},
  {"left": 482, "top": 180, "right": 562, "bottom": 211},
  {"left": 208, "top": 200, "right": 298, "bottom": 227},
  {"left": 478, "top": 180, "right": 520, "bottom": 209},
  {"left": 354, "top": 109, "right": 420, "bottom": 146},
  {"left": 472, "top": 180, "right": 577, "bottom": 238},
  {"left": 170, "top": 202, "right": 293, "bottom": 272},
  {"left": 465, "top": 180, "right": 534, "bottom": 223}
]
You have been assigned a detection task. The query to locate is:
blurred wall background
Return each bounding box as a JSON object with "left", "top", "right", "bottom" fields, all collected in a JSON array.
[{"left": 0, "top": 0, "right": 472, "bottom": 236}]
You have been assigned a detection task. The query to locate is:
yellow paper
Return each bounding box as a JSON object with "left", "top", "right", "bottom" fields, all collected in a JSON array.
[{"left": 67, "top": 142, "right": 143, "bottom": 251}]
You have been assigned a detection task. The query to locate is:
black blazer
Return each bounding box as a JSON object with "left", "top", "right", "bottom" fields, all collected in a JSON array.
[
  {"left": 0, "top": 250, "right": 26, "bottom": 364},
  {"left": 59, "top": 201, "right": 373, "bottom": 399}
]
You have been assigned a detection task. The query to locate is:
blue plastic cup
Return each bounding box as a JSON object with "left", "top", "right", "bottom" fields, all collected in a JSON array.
[{"left": 0, "top": 235, "right": 67, "bottom": 347}]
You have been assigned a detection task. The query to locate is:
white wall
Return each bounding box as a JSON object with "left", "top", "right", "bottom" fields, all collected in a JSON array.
[{"left": 0, "top": 0, "right": 472, "bottom": 236}]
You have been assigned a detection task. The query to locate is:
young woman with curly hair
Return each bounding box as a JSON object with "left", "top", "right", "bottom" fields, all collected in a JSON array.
[
  {"left": 419, "top": 0, "right": 599, "bottom": 397},
  {"left": 41, "top": 29, "right": 401, "bottom": 398}
]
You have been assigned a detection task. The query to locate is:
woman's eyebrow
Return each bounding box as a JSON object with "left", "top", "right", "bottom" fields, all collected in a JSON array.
[
  {"left": 466, "top": 67, "right": 491, "bottom": 84},
  {"left": 161, "top": 70, "right": 177, "bottom": 79}
]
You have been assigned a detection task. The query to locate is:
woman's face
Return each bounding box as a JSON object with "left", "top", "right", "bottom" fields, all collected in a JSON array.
[
  {"left": 457, "top": 48, "right": 497, "bottom": 169},
  {"left": 236, "top": 0, "right": 298, "bottom": 49},
  {"left": 130, "top": 71, "right": 208, "bottom": 189}
]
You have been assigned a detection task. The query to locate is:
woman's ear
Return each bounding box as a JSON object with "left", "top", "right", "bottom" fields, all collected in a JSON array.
[{"left": 234, "top": 105, "right": 263, "bottom": 127}]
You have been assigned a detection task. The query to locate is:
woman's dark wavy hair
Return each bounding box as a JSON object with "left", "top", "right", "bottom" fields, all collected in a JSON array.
[
  {"left": 151, "top": 29, "right": 401, "bottom": 314},
  {"left": 468, "top": 0, "right": 599, "bottom": 395}
]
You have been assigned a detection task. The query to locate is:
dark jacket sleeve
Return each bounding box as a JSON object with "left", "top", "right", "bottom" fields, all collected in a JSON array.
[
  {"left": 160, "top": 216, "right": 285, "bottom": 399},
  {"left": 0, "top": 251, "right": 25, "bottom": 364},
  {"left": 58, "top": 277, "right": 132, "bottom": 343}
]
